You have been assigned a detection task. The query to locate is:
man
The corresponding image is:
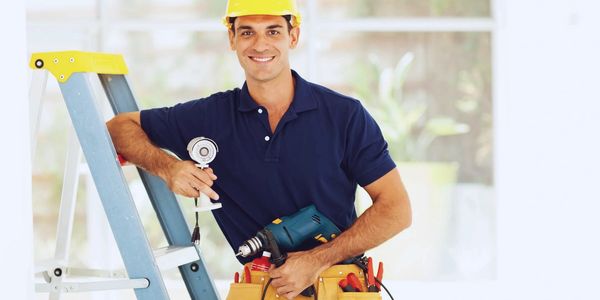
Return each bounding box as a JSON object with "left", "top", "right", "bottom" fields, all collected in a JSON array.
[{"left": 107, "top": 0, "right": 411, "bottom": 298}]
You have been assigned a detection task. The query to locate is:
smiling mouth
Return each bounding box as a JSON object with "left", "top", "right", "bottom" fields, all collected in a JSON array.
[{"left": 250, "top": 56, "right": 275, "bottom": 63}]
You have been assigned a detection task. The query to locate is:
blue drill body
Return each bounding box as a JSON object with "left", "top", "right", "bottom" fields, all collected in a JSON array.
[
  {"left": 236, "top": 205, "right": 342, "bottom": 297},
  {"left": 236, "top": 205, "right": 341, "bottom": 264},
  {"left": 265, "top": 205, "right": 341, "bottom": 252}
]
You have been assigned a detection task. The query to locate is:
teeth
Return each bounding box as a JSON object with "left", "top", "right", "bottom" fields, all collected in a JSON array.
[{"left": 251, "top": 56, "right": 274, "bottom": 62}]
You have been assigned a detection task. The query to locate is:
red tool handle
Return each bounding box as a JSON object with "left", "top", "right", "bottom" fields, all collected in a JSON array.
[
  {"left": 234, "top": 272, "right": 239, "bottom": 283},
  {"left": 244, "top": 266, "right": 252, "bottom": 283},
  {"left": 376, "top": 262, "right": 384, "bottom": 290},
  {"left": 346, "top": 272, "right": 362, "bottom": 292},
  {"left": 367, "top": 257, "right": 375, "bottom": 287},
  {"left": 338, "top": 279, "right": 356, "bottom": 292},
  {"left": 367, "top": 257, "right": 379, "bottom": 292}
]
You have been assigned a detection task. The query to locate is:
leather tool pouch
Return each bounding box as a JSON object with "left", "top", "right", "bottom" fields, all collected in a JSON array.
[{"left": 226, "top": 263, "right": 381, "bottom": 300}]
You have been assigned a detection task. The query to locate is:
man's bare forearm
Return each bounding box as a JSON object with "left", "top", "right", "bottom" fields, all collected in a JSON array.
[
  {"left": 106, "top": 112, "right": 176, "bottom": 180},
  {"left": 307, "top": 169, "right": 411, "bottom": 269}
]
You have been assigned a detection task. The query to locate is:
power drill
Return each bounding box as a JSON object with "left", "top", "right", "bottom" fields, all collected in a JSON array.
[{"left": 236, "top": 205, "right": 341, "bottom": 296}]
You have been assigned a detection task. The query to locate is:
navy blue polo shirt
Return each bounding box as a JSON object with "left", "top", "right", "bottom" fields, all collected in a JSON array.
[{"left": 140, "top": 70, "right": 395, "bottom": 263}]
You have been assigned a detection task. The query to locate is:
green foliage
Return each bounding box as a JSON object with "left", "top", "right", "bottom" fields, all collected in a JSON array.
[{"left": 352, "top": 52, "right": 470, "bottom": 161}]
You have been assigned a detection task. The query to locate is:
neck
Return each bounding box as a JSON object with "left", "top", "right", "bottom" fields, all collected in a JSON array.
[{"left": 246, "top": 69, "right": 295, "bottom": 113}]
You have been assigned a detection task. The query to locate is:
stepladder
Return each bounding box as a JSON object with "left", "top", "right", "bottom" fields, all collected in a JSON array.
[{"left": 30, "top": 51, "right": 220, "bottom": 300}]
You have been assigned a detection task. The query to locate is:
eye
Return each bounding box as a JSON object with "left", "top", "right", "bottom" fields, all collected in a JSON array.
[
  {"left": 240, "top": 31, "right": 253, "bottom": 37},
  {"left": 268, "top": 30, "right": 281, "bottom": 36}
]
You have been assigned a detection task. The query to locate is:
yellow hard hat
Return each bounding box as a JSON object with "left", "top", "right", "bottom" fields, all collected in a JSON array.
[{"left": 223, "top": 0, "right": 302, "bottom": 29}]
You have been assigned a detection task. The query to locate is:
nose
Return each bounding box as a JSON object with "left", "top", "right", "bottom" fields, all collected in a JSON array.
[{"left": 252, "top": 33, "right": 269, "bottom": 53}]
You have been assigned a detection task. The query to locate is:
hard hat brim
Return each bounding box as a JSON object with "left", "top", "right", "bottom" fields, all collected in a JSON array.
[{"left": 222, "top": 14, "right": 302, "bottom": 29}]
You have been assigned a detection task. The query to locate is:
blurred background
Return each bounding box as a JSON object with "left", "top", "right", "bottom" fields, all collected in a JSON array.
[{"left": 1, "top": 0, "right": 596, "bottom": 299}]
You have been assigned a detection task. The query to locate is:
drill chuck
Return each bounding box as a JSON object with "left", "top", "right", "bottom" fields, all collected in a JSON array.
[
  {"left": 237, "top": 230, "right": 287, "bottom": 267},
  {"left": 237, "top": 236, "right": 264, "bottom": 257}
]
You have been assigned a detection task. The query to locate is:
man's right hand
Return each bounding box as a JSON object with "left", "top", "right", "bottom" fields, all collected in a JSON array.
[
  {"left": 161, "top": 160, "right": 220, "bottom": 199},
  {"left": 107, "top": 112, "right": 220, "bottom": 200}
]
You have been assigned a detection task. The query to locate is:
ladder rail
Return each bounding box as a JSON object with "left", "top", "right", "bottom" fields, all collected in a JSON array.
[
  {"left": 54, "top": 127, "right": 81, "bottom": 263},
  {"left": 29, "top": 69, "right": 48, "bottom": 160},
  {"left": 30, "top": 51, "right": 220, "bottom": 300},
  {"left": 59, "top": 72, "right": 170, "bottom": 299},
  {"left": 98, "top": 73, "right": 220, "bottom": 300}
]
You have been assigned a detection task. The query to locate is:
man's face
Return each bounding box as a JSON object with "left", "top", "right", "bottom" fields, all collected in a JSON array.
[{"left": 228, "top": 15, "right": 300, "bottom": 83}]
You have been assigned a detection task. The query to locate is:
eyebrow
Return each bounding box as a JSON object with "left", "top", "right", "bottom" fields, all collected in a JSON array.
[{"left": 236, "top": 24, "right": 285, "bottom": 31}]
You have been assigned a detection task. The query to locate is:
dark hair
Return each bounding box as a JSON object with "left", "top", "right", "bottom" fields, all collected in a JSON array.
[{"left": 229, "top": 15, "right": 293, "bottom": 34}]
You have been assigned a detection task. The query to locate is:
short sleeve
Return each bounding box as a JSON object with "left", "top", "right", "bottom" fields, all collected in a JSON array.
[
  {"left": 140, "top": 100, "right": 204, "bottom": 160},
  {"left": 343, "top": 103, "right": 396, "bottom": 187}
]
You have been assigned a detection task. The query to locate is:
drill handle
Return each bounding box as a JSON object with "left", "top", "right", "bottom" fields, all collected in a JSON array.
[
  {"left": 271, "top": 252, "right": 287, "bottom": 267},
  {"left": 262, "top": 230, "right": 287, "bottom": 267}
]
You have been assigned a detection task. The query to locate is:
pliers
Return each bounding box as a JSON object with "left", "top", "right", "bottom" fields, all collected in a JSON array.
[{"left": 367, "top": 257, "right": 384, "bottom": 292}]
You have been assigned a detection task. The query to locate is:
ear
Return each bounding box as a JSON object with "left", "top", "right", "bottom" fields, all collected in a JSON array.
[
  {"left": 289, "top": 27, "right": 300, "bottom": 49},
  {"left": 228, "top": 29, "right": 236, "bottom": 51}
]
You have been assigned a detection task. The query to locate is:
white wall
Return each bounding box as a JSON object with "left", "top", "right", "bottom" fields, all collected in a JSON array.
[
  {"left": 0, "top": 1, "right": 33, "bottom": 299},
  {"left": 495, "top": 0, "right": 600, "bottom": 298}
]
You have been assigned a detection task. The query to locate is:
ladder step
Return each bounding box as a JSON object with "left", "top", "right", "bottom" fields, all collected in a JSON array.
[
  {"left": 34, "top": 259, "right": 65, "bottom": 274},
  {"left": 35, "top": 278, "right": 149, "bottom": 293},
  {"left": 154, "top": 246, "right": 199, "bottom": 270}
]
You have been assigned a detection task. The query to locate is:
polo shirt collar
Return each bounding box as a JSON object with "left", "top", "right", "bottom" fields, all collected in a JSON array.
[
  {"left": 237, "top": 70, "right": 318, "bottom": 113},
  {"left": 237, "top": 83, "right": 259, "bottom": 112}
]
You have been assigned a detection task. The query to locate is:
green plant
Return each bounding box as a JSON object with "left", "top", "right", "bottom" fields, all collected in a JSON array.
[{"left": 352, "top": 52, "right": 470, "bottom": 161}]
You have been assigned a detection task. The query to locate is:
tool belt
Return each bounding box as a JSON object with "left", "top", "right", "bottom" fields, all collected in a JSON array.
[{"left": 226, "top": 263, "right": 381, "bottom": 300}]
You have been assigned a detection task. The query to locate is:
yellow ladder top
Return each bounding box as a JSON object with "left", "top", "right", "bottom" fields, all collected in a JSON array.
[{"left": 29, "top": 51, "right": 129, "bottom": 83}]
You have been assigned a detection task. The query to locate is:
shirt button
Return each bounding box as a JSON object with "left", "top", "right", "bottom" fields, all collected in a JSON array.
[
  {"left": 264, "top": 136, "right": 270, "bottom": 141},
  {"left": 258, "top": 108, "right": 263, "bottom": 114}
]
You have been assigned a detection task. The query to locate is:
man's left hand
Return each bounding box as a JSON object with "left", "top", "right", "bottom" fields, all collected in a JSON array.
[{"left": 268, "top": 251, "right": 327, "bottom": 299}]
